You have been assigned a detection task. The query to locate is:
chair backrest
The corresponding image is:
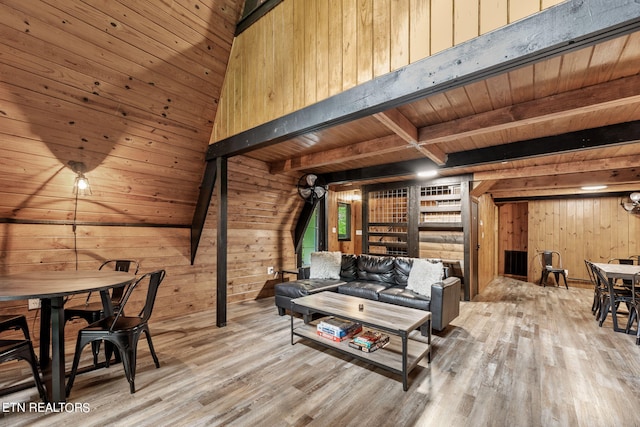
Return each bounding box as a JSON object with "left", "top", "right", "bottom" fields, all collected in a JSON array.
[
  {"left": 99, "top": 259, "right": 140, "bottom": 274},
  {"left": 584, "top": 260, "right": 597, "bottom": 286},
  {"left": 99, "top": 260, "right": 140, "bottom": 301},
  {"left": 110, "top": 270, "right": 166, "bottom": 332},
  {"left": 591, "top": 265, "right": 611, "bottom": 290},
  {"left": 608, "top": 257, "right": 634, "bottom": 265},
  {"left": 540, "top": 250, "right": 561, "bottom": 268}
]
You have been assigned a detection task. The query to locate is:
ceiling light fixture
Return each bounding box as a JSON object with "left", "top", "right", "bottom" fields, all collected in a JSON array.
[
  {"left": 68, "top": 161, "right": 92, "bottom": 195},
  {"left": 581, "top": 185, "right": 607, "bottom": 191},
  {"left": 417, "top": 170, "right": 438, "bottom": 178}
]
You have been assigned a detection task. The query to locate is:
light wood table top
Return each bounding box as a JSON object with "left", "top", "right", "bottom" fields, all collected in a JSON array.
[
  {"left": 292, "top": 291, "right": 431, "bottom": 333},
  {"left": 591, "top": 262, "right": 640, "bottom": 281},
  {"left": 0, "top": 270, "right": 134, "bottom": 301}
]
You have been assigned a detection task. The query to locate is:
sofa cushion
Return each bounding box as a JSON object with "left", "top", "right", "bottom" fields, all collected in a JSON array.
[
  {"left": 357, "top": 255, "right": 396, "bottom": 285},
  {"left": 274, "top": 279, "right": 345, "bottom": 299},
  {"left": 340, "top": 254, "right": 358, "bottom": 281},
  {"left": 406, "top": 259, "right": 443, "bottom": 297},
  {"left": 310, "top": 251, "right": 342, "bottom": 279},
  {"left": 337, "top": 281, "right": 389, "bottom": 300},
  {"left": 378, "top": 287, "right": 431, "bottom": 311},
  {"left": 394, "top": 257, "right": 414, "bottom": 287}
]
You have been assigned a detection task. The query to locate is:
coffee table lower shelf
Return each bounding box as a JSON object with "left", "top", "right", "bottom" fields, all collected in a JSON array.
[{"left": 291, "top": 320, "right": 430, "bottom": 391}]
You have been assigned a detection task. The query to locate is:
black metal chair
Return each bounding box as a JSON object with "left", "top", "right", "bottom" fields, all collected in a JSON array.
[
  {"left": 0, "top": 314, "right": 31, "bottom": 340},
  {"left": 538, "top": 250, "right": 568, "bottom": 289},
  {"left": 64, "top": 260, "right": 140, "bottom": 365},
  {"left": 593, "top": 265, "right": 633, "bottom": 332},
  {"left": 625, "top": 272, "right": 640, "bottom": 345},
  {"left": 66, "top": 270, "right": 166, "bottom": 396},
  {"left": 585, "top": 260, "right": 606, "bottom": 317},
  {"left": 0, "top": 315, "right": 47, "bottom": 402}
]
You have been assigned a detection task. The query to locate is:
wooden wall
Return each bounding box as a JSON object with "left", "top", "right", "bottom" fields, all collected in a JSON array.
[
  {"left": 327, "top": 189, "right": 363, "bottom": 255},
  {"left": 527, "top": 196, "right": 640, "bottom": 285},
  {"left": 477, "top": 194, "right": 498, "bottom": 295},
  {"left": 0, "top": 155, "right": 302, "bottom": 346},
  {"left": 213, "top": 0, "right": 565, "bottom": 141},
  {"left": 498, "top": 202, "right": 529, "bottom": 275}
]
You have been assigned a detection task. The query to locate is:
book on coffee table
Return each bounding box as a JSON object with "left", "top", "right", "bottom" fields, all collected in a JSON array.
[
  {"left": 348, "top": 330, "right": 390, "bottom": 352},
  {"left": 317, "top": 317, "right": 362, "bottom": 341}
]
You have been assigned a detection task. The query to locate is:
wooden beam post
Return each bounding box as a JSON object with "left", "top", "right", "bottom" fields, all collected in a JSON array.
[{"left": 216, "top": 157, "right": 227, "bottom": 327}]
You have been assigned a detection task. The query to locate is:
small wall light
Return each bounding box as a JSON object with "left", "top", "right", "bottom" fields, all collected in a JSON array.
[{"left": 68, "top": 161, "right": 91, "bottom": 195}]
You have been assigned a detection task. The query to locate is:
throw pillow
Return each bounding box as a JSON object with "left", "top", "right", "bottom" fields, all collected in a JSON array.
[
  {"left": 406, "top": 259, "right": 444, "bottom": 297},
  {"left": 309, "top": 251, "right": 342, "bottom": 279}
]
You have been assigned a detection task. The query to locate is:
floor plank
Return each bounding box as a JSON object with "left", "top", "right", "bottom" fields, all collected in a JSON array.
[{"left": 1, "top": 277, "right": 639, "bottom": 426}]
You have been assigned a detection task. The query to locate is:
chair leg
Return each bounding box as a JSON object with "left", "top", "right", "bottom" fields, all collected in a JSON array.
[
  {"left": 144, "top": 328, "right": 160, "bottom": 369},
  {"left": 625, "top": 306, "right": 636, "bottom": 334},
  {"left": 25, "top": 343, "right": 47, "bottom": 402},
  {"left": 117, "top": 343, "right": 137, "bottom": 394},
  {"left": 599, "top": 297, "right": 611, "bottom": 327},
  {"left": 66, "top": 335, "right": 89, "bottom": 397},
  {"left": 91, "top": 341, "right": 102, "bottom": 366}
]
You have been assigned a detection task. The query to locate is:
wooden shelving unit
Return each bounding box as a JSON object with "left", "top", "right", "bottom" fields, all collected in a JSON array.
[{"left": 418, "top": 184, "right": 462, "bottom": 230}]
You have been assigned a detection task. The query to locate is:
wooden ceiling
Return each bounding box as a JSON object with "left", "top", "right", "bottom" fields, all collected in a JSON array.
[
  {"left": 0, "top": 0, "right": 243, "bottom": 224},
  {"left": 3, "top": 0, "right": 640, "bottom": 230},
  {"left": 243, "top": 30, "right": 640, "bottom": 199}
]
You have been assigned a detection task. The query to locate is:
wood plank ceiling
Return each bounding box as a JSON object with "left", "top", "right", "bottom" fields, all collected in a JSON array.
[
  {"left": 0, "top": 0, "right": 243, "bottom": 225},
  {"left": 242, "top": 29, "right": 640, "bottom": 200},
  {"left": 3, "top": 0, "right": 640, "bottom": 231}
]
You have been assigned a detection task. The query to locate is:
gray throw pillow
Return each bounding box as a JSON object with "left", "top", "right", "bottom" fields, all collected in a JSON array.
[
  {"left": 309, "top": 251, "right": 342, "bottom": 279},
  {"left": 406, "top": 259, "right": 443, "bottom": 297}
]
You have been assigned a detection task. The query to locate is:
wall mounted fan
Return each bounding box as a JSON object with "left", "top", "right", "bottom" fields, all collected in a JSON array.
[
  {"left": 621, "top": 192, "right": 640, "bottom": 214},
  {"left": 297, "top": 173, "right": 327, "bottom": 203}
]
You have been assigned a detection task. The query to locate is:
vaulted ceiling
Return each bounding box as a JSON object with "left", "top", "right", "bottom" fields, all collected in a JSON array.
[
  {"left": 0, "top": 0, "right": 243, "bottom": 225},
  {"left": 2, "top": 0, "right": 640, "bottom": 231},
  {"left": 209, "top": 1, "right": 640, "bottom": 202}
]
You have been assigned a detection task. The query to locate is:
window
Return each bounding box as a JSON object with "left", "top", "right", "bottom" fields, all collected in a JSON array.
[{"left": 337, "top": 202, "right": 351, "bottom": 241}]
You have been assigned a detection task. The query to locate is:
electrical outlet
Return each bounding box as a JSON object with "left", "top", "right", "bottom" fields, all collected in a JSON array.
[
  {"left": 267, "top": 266, "right": 274, "bottom": 275},
  {"left": 28, "top": 299, "right": 41, "bottom": 310}
]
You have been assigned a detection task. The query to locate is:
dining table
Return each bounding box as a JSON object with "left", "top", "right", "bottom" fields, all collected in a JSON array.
[
  {"left": 591, "top": 262, "right": 640, "bottom": 333},
  {"left": 591, "top": 262, "right": 640, "bottom": 282},
  {"left": 0, "top": 270, "right": 135, "bottom": 403}
]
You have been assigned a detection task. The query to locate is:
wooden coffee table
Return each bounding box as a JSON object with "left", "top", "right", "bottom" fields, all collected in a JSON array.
[{"left": 290, "top": 291, "right": 431, "bottom": 391}]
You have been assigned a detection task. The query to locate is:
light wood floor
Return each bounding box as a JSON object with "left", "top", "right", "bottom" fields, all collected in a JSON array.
[{"left": 1, "top": 277, "right": 640, "bottom": 427}]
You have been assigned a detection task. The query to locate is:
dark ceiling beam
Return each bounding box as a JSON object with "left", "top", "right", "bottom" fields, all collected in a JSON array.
[
  {"left": 322, "top": 158, "right": 438, "bottom": 185},
  {"left": 444, "top": 121, "right": 640, "bottom": 168},
  {"left": 207, "top": 0, "right": 640, "bottom": 160},
  {"left": 324, "top": 121, "right": 640, "bottom": 185}
]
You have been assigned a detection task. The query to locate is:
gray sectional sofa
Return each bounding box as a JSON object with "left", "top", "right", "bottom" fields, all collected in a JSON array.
[{"left": 274, "top": 253, "right": 461, "bottom": 332}]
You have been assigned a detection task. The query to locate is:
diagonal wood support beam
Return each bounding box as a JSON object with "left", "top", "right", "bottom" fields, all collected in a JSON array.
[
  {"left": 374, "top": 109, "right": 447, "bottom": 164},
  {"left": 270, "top": 135, "right": 409, "bottom": 173}
]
